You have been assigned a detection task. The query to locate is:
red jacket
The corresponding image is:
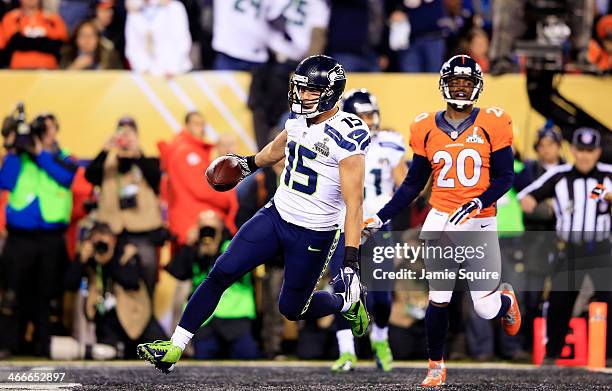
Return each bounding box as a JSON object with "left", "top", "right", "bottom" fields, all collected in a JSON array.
[{"left": 159, "top": 131, "right": 238, "bottom": 244}]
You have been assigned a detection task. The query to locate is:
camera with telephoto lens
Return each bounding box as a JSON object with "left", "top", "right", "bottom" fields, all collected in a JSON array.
[
  {"left": 199, "top": 226, "right": 217, "bottom": 242},
  {"left": 94, "top": 241, "right": 110, "bottom": 255},
  {"left": 118, "top": 183, "right": 138, "bottom": 210},
  {"left": 1, "top": 103, "right": 46, "bottom": 152}
]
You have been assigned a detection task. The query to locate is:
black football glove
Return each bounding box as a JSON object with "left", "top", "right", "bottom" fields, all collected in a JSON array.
[{"left": 227, "top": 154, "right": 259, "bottom": 180}]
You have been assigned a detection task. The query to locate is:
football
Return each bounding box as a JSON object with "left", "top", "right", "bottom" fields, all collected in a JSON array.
[{"left": 206, "top": 155, "right": 243, "bottom": 192}]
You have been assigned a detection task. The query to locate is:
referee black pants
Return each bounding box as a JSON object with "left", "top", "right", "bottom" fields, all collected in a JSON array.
[
  {"left": 0, "top": 229, "right": 67, "bottom": 356},
  {"left": 546, "top": 242, "right": 612, "bottom": 358}
]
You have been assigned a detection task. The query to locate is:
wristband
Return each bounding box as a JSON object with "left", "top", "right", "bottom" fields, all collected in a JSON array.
[
  {"left": 343, "top": 246, "right": 360, "bottom": 269},
  {"left": 246, "top": 155, "right": 259, "bottom": 173}
]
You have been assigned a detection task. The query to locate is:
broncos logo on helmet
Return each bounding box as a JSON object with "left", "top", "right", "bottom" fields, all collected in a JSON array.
[
  {"left": 439, "top": 54, "right": 484, "bottom": 110},
  {"left": 288, "top": 55, "right": 347, "bottom": 118}
]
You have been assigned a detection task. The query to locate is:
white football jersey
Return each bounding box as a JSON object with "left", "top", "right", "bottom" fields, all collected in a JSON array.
[
  {"left": 212, "top": 0, "right": 273, "bottom": 63},
  {"left": 363, "top": 130, "right": 406, "bottom": 217},
  {"left": 268, "top": 0, "right": 331, "bottom": 61},
  {"left": 274, "top": 110, "right": 371, "bottom": 231}
]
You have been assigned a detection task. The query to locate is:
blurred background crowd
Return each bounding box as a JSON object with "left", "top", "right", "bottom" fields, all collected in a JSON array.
[
  {"left": 0, "top": 0, "right": 610, "bottom": 363},
  {"left": 0, "top": 0, "right": 610, "bottom": 74}
]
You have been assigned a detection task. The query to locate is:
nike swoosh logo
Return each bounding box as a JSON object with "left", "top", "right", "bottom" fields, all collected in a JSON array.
[
  {"left": 480, "top": 224, "right": 490, "bottom": 228},
  {"left": 308, "top": 245, "right": 321, "bottom": 252},
  {"left": 153, "top": 353, "right": 163, "bottom": 358}
]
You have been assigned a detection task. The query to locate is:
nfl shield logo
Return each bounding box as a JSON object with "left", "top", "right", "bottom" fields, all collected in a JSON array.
[{"left": 451, "top": 131, "right": 458, "bottom": 140}]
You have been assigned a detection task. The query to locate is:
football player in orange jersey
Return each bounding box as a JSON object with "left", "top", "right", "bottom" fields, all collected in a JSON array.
[{"left": 363, "top": 55, "right": 521, "bottom": 387}]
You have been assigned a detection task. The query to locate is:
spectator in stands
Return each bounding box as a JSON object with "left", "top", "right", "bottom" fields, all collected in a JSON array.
[
  {"left": 64, "top": 222, "right": 166, "bottom": 359},
  {"left": 0, "top": 0, "right": 68, "bottom": 69},
  {"left": 211, "top": 0, "right": 271, "bottom": 71},
  {"left": 92, "top": 0, "right": 125, "bottom": 62},
  {"left": 588, "top": 14, "right": 612, "bottom": 73},
  {"left": 166, "top": 211, "right": 259, "bottom": 359},
  {"left": 248, "top": 0, "right": 329, "bottom": 149},
  {"left": 0, "top": 111, "right": 77, "bottom": 357},
  {"left": 325, "top": 0, "right": 385, "bottom": 72},
  {"left": 390, "top": 0, "right": 448, "bottom": 72},
  {"left": 158, "top": 112, "right": 238, "bottom": 246},
  {"left": 125, "top": 0, "right": 191, "bottom": 76},
  {"left": 58, "top": 0, "right": 90, "bottom": 33},
  {"left": 60, "top": 19, "right": 122, "bottom": 69},
  {"left": 84, "top": 116, "right": 163, "bottom": 296},
  {"left": 515, "top": 124, "right": 564, "bottom": 348},
  {"left": 464, "top": 28, "right": 490, "bottom": 73}
]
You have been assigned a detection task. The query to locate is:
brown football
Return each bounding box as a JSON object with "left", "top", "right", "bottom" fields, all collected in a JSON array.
[{"left": 205, "top": 155, "right": 242, "bottom": 192}]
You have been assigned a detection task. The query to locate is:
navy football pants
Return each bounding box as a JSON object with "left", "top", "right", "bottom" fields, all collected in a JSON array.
[{"left": 179, "top": 203, "right": 344, "bottom": 334}]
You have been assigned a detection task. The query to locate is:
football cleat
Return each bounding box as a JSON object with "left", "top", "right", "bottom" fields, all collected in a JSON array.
[
  {"left": 371, "top": 339, "right": 393, "bottom": 372},
  {"left": 137, "top": 340, "right": 182, "bottom": 374},
  {"left": 421, "top": 359, "right": 446, "bottom": 387},
  {"left": 500, "top": 283, "right": 522, "bottom": 337},
  {"left": 341, "top": 289, "right": 370, "bottom": 338},
  {"left": 331, "top": 352, "right": 357, "bottom": 372}
]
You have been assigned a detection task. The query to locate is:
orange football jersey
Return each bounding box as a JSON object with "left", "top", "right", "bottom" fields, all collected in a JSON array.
[{"left": 409, "top": 107, "right": 513, "bottom": 218}]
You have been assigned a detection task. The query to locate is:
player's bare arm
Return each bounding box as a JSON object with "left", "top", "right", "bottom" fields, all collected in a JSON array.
[
  {"left": 219, "top": 131, "right": 287, "bottom": 184},
  {"left": 254, "top": 130, "right": 287, "bottom": 167},
  {"left": 339, "top": 153, "right": 365, "bottom": 249}
]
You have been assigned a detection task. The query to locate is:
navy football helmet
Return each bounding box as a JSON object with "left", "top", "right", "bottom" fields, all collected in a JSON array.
[
  {"left": 341, "top": 89, "right": 380, "bottom": 131},
  {"left": 289, "top": 55, "right": 346, "bottom": 118},
  {"left": 439, "top": 54, "right": 484, "bottom": 110}
]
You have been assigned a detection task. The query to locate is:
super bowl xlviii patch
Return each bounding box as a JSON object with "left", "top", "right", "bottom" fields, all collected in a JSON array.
[
  {"left": 315, "top": 138, "right": 330, "bottom": 157},
  {"left": 466, "top": 127, "right": 484, "bottom": 144}
]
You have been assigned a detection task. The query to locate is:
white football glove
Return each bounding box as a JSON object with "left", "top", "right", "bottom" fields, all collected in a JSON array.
[
  {"left": 362, "top": 214, "right": 384, "bottom": 239},
  {"left": 449, "top": 198, "right": 482, "bottom": 226}
]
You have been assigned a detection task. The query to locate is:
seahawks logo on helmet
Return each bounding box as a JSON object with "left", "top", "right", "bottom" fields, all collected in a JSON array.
[
  {"left": 327, "top": 65, "right": 346, "bottom": 83},
  {"left": 439, "top": 55, "right": 484, "bottom": 110}
]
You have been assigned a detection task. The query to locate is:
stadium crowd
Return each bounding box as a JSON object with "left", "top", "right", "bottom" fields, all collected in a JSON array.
[
  {"left": 0, "top": 0, "right": 610, "bottom": 74},
  {"left": 0, "top": 0, "right": 610, "bottom": 365}
]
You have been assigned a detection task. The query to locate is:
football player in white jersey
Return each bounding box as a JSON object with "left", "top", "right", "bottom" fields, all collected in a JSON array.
[
  {"left": 137, "top": 55, "right": 371, "bottom": 374},
  {"left": 331, "top": 89, "right": 407, "bottom": 372}
]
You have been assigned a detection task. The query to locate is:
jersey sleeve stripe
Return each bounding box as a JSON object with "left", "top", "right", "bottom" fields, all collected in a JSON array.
[
  {"left": 360, "top": 136, "right": 371, "bottom": 151},
  {"left": 324, "top": 124, "right": 357, "bottom": 152},
  {"left": 378, "top": 141, "right": 405, "bottom": 152}
]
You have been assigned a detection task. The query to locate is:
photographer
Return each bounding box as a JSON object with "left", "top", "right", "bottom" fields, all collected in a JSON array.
[
  {"left": 0, "top": 107, "right": 77, "bottom": 357},
  {"left": 166, "top": 211, "right": 259, "bottom": 359},
  {"left": 85, "top": 116, "right": 163, "bottom": 296},
  {"left": 64, "top": 222, "right": 165, "bottom": 358}
]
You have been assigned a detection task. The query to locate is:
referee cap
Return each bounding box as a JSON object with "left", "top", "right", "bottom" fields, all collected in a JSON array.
[{"left": 572, "top": 127, "right": 601, "bottom": 150}]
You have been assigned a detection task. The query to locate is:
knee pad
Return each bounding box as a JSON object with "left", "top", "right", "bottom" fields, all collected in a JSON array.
[
  {"left": 472, "top": 291, "right": 501, "bottom": 320},
  {"left": 428, "top": 290, "right": 453, "bottom": 304}
]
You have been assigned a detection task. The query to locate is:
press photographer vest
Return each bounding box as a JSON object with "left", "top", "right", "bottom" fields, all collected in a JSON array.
[
  {"left": 97, "top": 150, "right": 162, "bottom": 234},
  {"left": 9, "top": 152, "right": 72, "bottom": 225}
]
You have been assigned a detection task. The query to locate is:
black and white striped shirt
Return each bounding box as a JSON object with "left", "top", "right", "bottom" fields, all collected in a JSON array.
[{"left": 517, "top": 163, "right": 612, "bottom": 243}]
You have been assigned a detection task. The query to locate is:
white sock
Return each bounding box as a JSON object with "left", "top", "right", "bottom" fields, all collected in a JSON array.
[
  {"left": 171, "top": 326, "right": 193, "bottom": 351},
  {"left": 336, "top": 329, "right": 355, "bottom": 355},
  {"left": 370, "top": 324, "right": 389, "bottom": 342}
]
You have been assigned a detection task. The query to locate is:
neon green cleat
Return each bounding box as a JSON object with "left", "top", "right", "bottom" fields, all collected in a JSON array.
[
  {"left": 137, "top": 340, "right": 182, "bottom": 374},
  {"left": 341, "top": 291, "right": 370, "bottom": 338},
  {"left": 331, "top": 352, "right": 357, "bottom": 372},
  {"left": 371, "top": 339, "right": 393, "bottom": 372}
]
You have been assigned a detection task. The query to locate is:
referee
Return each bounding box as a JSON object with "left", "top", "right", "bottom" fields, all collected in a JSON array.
[{"left": 517, "top": 127, "right": 612, "bottom": 362}]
